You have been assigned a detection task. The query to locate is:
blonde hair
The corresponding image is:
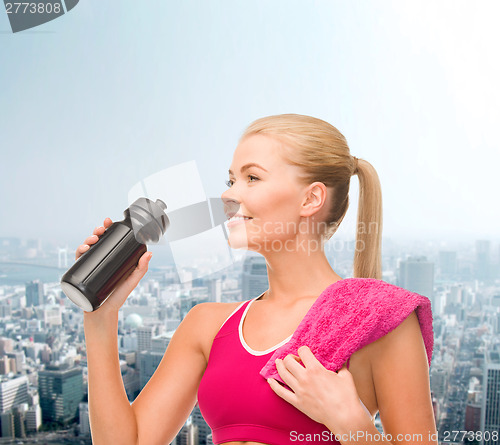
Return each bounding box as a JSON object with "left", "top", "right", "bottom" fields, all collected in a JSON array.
[{"left": 240, "top": 113, "right": 383, "bottom": 279}]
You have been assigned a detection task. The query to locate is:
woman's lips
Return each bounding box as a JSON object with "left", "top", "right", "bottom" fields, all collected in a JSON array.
[{"left": 227, "top": 217, "right": 253, "bottom": 228}]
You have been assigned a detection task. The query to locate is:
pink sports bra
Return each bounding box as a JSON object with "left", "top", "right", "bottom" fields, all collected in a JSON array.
[{"left": 197, "top": 293, "right": 374, "bottom": 444}]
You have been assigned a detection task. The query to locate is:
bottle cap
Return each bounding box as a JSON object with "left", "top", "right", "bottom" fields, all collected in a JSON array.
[{"left": 129, "top": 197, "right": 170, "bottom": 244}]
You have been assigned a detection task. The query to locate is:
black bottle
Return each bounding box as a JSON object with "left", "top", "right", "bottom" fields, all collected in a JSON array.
[{"left": 61, "top": 197, "right": 169, "bottom": 312}]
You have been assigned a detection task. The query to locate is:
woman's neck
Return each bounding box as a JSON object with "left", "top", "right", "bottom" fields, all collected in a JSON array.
[{"left": 259, "top": 247, "right": 342, "bottom": 306}]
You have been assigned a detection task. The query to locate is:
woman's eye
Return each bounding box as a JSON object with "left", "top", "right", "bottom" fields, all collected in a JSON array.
[{"left": 225, "top": 175, "right": 259, "bottom": 188}]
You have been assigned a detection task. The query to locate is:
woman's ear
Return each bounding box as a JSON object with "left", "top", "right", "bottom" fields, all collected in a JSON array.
[{"left": 300, "top": 182, "right": 328, "bottom": 217}]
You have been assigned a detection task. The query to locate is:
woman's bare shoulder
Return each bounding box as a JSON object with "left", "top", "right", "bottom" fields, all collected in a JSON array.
[
  {"left": 189, "top": 301, "right": 245, "bottom": 362},
  {"left": 192, "top": 300, "right": 244, "bottom": 321}
]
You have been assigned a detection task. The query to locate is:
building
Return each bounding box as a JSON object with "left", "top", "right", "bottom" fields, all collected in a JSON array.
[
  {"left": 152, "top": 332, "right": 173, "bottom": 353},
  {"left": 438, "top": 250, "right": 458, "bottom": 279},
  {"left": 0, "top": 337, "right": 14, "bottom": 355},
  {"left": 121, "top": 365, "right": 140, "bottom": 401},
  {"left": 430, "top": 367, "right": 447, "bottom": 400},
  {"left": 25, "top": 280, "right": 44, "bottom": 307},
  {"left": 0, "top": 375, "right": 29, "bottom": 413},
  {"left": 25, "top": 403, "right": 42, "bottom": 432},
  {"left": 191, "top": 403, "right": 211, "bottom": 445},
  {"left": 42, "top": 305, "right": 63, "bottom": 327},
  {"left": 209, "top": 278, "right": 222, "bottom": 303},
  {"left": 12, "top": 404, "right": 27, "bottom": 438},
  {"left": 137, "top": 326, "right": 154, "bottom": 353},
  {"left": 398, "top": 255, "right": 434, "bottom": 300},
  {"left": 174, "top": 420, "right": 199, "bottom": 445},
  {"left": 0, "top": 411, "right": 14, "bottom": 437},
  {"left": 138, "top": 351, "right": 163, "bottom": 390},
  {"left": 38, "top": 364, "right": 83, "bottom": 425},
  {"left": 475, "top": 240, "right": 492, "bottom": 283},
  {"left": 6, "top": 351, "right": 25, "bottom": 373},
  {"left": 465, "top": 403, "right": 481, "bottom": 432},
  {"left": 481, "top": 350, "right": 500, "bottom": 444},
  {"left": 0, "top": 356, "right": 16, "bottom": 375},
  {"left": 79, "top": 402, "right": 91, "bottom": 436},
  {"left": 241, "top": 255, "right": 268, "bottom": 300},
  {"left": 179, "top": 293, "right": 207, "bottom": 320}
]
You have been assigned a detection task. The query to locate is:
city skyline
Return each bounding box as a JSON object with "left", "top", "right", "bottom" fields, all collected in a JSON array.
[{"left": 0, "top": 235, "right": 499, "bottom": 442}]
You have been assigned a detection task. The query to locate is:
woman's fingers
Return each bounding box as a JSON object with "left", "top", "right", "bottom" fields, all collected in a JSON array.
[
  {"left": 84, "top": 235, "right": 99, "bottom": 245},
  {"left": 138, "top": 250, "right": 153, "bottom": 269},
  {"left": 75, "top": 236, "right": 98, "bottom": 260},
  {"left": 125, "top": 251, "right": 152, "bottom": 286},
  {"left": 75, "top": 244, "right": 90, "bottom": 260},
  {"left": 75, "top": 218, "right": 112, "bottom": 260},
  {"left": 93, "top": 226, "right": 105, "bottom": 236},
  {"left": 102, "top": 251, "right": 153, "bottom": 312}
]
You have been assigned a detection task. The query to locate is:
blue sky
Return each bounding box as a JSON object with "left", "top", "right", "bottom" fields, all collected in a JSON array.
[{"left": 1, "top": 0, "right": 498, "bottom": 251}]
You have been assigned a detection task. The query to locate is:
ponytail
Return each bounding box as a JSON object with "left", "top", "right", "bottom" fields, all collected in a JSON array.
[{"left": 352, "top": 158, "right": 383, "bottom": 279}]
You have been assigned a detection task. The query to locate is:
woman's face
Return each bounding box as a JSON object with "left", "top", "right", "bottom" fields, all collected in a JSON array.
[{"left": 221, "top": 134, "right": 310, "bottom": 253}]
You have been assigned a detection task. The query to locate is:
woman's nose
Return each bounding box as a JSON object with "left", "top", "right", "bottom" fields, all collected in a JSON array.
[
  {"left": 221, "top": 197, "right": 240, "bottom": 219},
  {"left": 221, "top": 187, "right": 231, "bottom": 200},
  {"left": 221, "top": 185, "right": 240, "bottom": 203}
]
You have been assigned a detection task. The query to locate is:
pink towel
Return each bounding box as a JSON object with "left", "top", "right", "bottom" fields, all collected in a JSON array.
[{"left": 259, "top": 277, "right": 434, "bottom": 384}]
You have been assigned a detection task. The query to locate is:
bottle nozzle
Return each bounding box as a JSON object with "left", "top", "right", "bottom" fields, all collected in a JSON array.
[
  {"left": 128, "top": 197, "right": 170, "bottom": 244},
  {"left": 155, "top": 199, "right": 167, "bottom": 211}
]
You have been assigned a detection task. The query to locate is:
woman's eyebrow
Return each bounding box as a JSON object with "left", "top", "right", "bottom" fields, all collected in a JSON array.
[{"left": 228, "top": 163, "right": 268, "bottom": 175}]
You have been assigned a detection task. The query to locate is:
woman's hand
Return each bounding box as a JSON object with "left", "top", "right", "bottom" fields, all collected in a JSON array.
[
  {"left": 267, "top": 346, "right": 370, "bottom": 431},
  {"left": 75, "top": 217, "right": 113, "bottom": 260},
  {"left": 76, "top": 217, "right": 153, "bottom": 316}
]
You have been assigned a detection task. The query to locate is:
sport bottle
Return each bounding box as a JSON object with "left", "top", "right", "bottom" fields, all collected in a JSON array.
[{"left": 60, "top": 197, "right": 169, "bottom": 312}]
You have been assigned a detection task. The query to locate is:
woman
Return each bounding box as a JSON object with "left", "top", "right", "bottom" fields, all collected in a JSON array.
[{"left": 81, "top": 114, "right": 437, "bottom": 445}]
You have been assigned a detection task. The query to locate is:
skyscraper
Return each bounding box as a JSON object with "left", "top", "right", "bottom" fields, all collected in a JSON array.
[
  {"left": 79, "top": 402, "right": 90, "bottom": 436},
  {"left": 438, "top": 251, "right": 458, "bottom": 279},
  {"left": 481, "top": 350, "right": 500, "bottom": 445},
  {"left": 209, "top": 278, "right": 222, "bottom": 303},
  {"left": 398, "top": 255, "right": 434, "bottom": 300},
  {"left": 476, "top": 240, "right": 492, "bottom": 283},
  {"left": 25, "top": 280, "right": 44, "bottom": 307},
  {"left": 137, "top": 326, "right": 154, "bottom": 353},
  {"left": 38, "top": 364, "right": 83, "bottom": 425}
]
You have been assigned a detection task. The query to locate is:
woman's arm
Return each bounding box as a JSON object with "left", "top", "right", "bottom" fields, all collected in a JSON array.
[
  {"left": 131, "top": 302, "right": 209, "bottom": 444},
  {"left": 84, "top": 309, "right": 138, "bottom": 444},
  {"left": 320, "top": 310, "right": 438, "bottom": 445},
  {"left": 368, "top": 310, "right": 438, "bottom": 445},
  {"left": 80, "top": 220, "right": 211, "bottom": 445},
  {"left": 85, "top": 301, "right": 209, "bottom": 445},
  {"left": 268, "top": 307, "right": 437, "bottom": 444}
]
